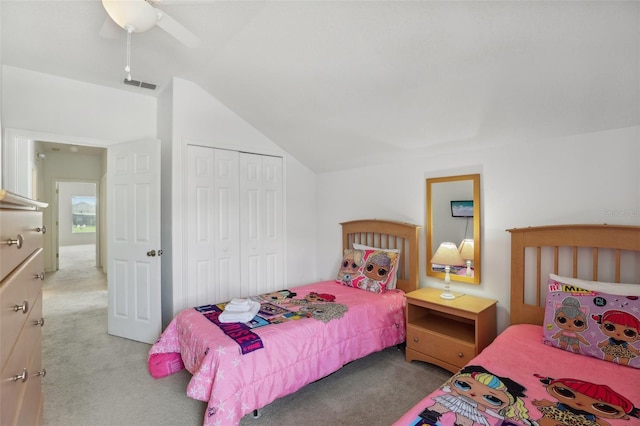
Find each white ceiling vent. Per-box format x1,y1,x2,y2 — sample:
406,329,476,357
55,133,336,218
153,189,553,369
122,78,157,91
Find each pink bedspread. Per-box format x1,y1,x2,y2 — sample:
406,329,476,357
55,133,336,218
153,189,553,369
149,281,406,426
394,324,640,426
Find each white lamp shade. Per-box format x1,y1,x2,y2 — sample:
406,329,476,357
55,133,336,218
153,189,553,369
430,242,465,266
458,239,475,261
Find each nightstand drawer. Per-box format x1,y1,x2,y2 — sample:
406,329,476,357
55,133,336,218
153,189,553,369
407,324,476,368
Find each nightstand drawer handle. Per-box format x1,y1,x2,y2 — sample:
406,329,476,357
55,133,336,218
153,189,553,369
413,337,419,343
458,352,464,358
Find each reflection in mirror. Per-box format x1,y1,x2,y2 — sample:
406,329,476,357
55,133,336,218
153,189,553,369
426,174,480,284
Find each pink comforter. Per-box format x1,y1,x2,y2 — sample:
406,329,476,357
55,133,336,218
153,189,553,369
394,324,640,426
149,281,406,426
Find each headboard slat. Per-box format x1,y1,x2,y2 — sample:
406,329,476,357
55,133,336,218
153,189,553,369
592,247,598,281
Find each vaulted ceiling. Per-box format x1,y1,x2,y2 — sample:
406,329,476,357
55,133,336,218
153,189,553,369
2,1,638,173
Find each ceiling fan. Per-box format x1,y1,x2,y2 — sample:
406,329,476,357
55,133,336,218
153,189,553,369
101,0,201,49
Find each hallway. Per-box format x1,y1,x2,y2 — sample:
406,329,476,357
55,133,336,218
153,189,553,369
42,244,105,317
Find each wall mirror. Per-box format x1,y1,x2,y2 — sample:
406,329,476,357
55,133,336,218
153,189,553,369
426,173,481,284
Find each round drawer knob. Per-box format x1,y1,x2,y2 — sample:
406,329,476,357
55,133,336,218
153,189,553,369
458,352,464,358
34,317,45,327
413,337,419,343
7,234,24,249
34,272,45,280
36,369,47,378
36,226,47,234
14,300,29,314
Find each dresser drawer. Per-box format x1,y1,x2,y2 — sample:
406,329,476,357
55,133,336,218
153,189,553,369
14,346,43,426
407,324,476,368
0,330,28,426
0,316,43,426
0,210,44,282
0,249,44,371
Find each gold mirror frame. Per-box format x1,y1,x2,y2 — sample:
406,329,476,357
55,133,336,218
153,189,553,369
426,174,481,284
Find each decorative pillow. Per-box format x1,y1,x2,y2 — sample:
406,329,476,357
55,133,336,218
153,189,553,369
336,248,399,294
353,243,400,289
542,274,640,369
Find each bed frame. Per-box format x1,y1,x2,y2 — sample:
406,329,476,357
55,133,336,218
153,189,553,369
341,219,421,294
508,224,640,326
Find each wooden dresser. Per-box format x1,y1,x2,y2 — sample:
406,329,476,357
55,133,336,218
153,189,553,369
0,190,48,426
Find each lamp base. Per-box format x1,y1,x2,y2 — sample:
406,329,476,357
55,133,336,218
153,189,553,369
440,291,456,300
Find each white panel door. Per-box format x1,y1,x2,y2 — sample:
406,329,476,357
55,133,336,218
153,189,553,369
185,146,240,307
239,153,284,296
107,139,161,344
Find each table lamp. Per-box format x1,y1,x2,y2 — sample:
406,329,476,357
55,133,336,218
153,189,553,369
458,239,475,276
430,242,465,299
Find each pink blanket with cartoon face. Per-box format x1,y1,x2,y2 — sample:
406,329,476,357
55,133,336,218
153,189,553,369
149,281,406,426
393,324,640,426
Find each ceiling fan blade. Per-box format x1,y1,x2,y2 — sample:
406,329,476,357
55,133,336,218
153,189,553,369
155,10,201,48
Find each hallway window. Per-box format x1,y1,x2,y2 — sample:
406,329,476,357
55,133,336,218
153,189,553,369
72,196,96,233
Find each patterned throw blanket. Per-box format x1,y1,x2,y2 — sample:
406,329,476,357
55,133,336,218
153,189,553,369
196,290,348,354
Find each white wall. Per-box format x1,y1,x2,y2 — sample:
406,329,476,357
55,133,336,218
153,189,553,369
316,126,640,332
160,77,317,322
2,66,156,142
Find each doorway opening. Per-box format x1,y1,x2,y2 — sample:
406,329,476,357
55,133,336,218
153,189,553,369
54,180,101,272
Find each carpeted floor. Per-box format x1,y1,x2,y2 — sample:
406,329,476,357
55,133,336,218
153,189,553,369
42,245,452,426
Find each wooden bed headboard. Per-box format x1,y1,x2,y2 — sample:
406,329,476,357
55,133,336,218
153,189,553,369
508,224,640,326
341,219,421,294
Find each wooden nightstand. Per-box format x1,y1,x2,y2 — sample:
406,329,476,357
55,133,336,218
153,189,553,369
405,287,497,373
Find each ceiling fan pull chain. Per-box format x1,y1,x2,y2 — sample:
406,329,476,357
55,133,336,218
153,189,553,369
125,25,133,81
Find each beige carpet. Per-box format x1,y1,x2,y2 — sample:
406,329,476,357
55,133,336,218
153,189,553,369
42,245,451,426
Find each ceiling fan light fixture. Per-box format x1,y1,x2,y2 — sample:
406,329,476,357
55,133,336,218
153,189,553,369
102,0,158,33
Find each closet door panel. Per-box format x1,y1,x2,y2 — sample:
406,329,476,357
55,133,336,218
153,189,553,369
213,149,240,302
261,156,284,294
240,154,262,297
186,145,215,307
186,146,241,306
239,154,284,296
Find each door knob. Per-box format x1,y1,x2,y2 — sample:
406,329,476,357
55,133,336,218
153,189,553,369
147,250,156,257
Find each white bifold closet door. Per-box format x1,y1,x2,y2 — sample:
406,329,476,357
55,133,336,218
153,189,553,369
185,145,283,307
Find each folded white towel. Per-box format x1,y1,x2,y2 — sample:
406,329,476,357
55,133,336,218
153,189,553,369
224,298,252,312
219,301,260,323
